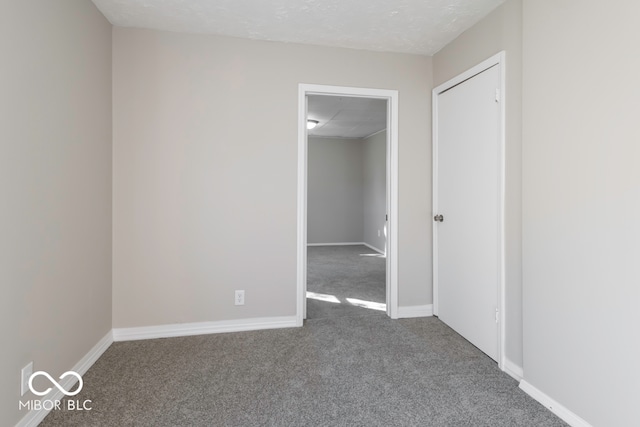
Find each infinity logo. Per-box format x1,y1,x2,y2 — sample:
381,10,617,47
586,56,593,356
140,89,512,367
28,371,83,397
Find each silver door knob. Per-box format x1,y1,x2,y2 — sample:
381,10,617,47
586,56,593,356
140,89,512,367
434,214,444,222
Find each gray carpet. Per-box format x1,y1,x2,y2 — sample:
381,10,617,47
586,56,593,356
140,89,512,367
307,245,386,319
41,315,566,426
41,246,565,425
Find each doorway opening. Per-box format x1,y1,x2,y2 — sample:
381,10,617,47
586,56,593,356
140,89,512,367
306,95,387,319
296,84,399,325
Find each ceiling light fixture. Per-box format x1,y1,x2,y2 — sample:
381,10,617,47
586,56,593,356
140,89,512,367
307,120,319,130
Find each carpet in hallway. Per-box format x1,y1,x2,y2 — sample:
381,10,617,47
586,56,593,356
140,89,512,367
307,245,386,319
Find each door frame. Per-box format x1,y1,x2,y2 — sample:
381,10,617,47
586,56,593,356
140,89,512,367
296,84,399,325
432,51,506,369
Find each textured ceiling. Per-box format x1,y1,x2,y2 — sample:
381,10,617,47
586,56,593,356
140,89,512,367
308,96,387,139
92,0,505,55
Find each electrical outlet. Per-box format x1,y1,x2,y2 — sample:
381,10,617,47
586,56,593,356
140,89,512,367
235,290,245,306
21,362,33,396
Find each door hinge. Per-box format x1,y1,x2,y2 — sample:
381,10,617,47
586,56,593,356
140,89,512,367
495,308,499,323
495,88,501,103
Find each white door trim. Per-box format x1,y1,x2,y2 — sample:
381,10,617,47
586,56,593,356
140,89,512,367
297,84,399,325
432,52,506,369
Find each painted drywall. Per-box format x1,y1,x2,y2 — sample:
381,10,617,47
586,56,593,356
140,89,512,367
362,131,387,252
308,132,386,250
522,1,640,426
308,137,364,244
0,1,112,426
433,0,523,370
112,28,432,327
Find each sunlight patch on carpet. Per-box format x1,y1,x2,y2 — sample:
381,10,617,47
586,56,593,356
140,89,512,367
346,297,386,311
306,291,340,304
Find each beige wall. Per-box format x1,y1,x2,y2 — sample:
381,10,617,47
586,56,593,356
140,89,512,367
308,137,364,244
522,1,640,425
0,1,112,425
362,131,387,252
112,28,432,327
307,132,386,251
433,0,523,369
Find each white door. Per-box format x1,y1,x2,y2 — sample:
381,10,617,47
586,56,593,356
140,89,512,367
434,63,502,361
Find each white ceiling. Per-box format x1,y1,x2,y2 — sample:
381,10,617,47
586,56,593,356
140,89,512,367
92,0,505,56
93,0,505,138
308,96,387,139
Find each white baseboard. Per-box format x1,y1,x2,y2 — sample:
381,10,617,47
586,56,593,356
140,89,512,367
307,242,385,254
16,330,114,427
519,380,592,427
307,242,365,247
362,242,385,254
112,316,299,342
502,358,524,381
397,304,433,318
